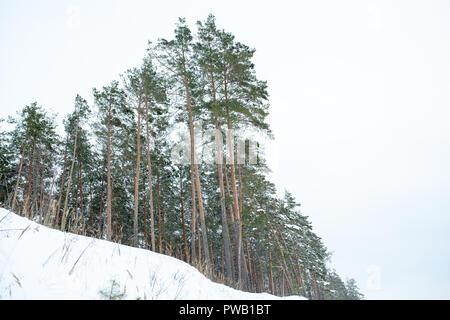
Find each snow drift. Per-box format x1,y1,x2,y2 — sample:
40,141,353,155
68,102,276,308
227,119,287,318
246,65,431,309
0,208,303,300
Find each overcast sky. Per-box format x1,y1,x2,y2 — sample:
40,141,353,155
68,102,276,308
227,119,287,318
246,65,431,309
1,0,450,299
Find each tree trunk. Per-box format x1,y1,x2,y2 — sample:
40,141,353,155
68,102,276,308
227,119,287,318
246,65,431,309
238,164,243,214
143,174,149,249
275,224,301,293
161,198,166,253
182,52,210,264
245,236,253,291
38,152,46,223
74,183,79,233
209,243,215,274
224,164,237,278
224,77,244,284
79,161,84,234
114,211,118,243
63,116,80,231
144,95,156,251
157,172,162,253
312,270,319,300
24,139,36,218
180,173,189,263
293,249,305,296
54,135,69,227
208,69,233,281
11,132,28,213
89,192,94,236
190,165,197,265
224,164,235,224
269,222,293,293
133,98,142,247
196,211,201,264
97,188,104,239
268,249,274,295
106,107,112,241
214,116,233,283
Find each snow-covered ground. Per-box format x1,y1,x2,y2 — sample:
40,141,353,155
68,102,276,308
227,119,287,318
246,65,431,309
0,208,304,300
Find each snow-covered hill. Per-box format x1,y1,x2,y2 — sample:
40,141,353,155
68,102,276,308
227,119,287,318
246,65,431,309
0,208,303,300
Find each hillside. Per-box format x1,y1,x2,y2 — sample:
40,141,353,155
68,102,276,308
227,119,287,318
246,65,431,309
0,208,303,300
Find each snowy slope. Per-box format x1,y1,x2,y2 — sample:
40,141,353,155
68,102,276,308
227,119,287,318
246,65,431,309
0,208,303,300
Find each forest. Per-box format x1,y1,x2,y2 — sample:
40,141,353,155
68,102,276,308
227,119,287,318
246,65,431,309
0,14,363,300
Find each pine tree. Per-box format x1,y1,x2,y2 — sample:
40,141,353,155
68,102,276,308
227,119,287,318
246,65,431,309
345,278,364,300
154,18,211,265
93,81,130,241
0,119,15,206
59,95,90,230
7,103,58,218
195,14,233,282
140,57,168,251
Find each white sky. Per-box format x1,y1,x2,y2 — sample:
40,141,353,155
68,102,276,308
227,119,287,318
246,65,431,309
1,0,450,299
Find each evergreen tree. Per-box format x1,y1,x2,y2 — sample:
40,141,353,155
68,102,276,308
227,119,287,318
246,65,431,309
7,102,58,219
93,81,131,241
345,278,364,300
0,119,15,206
153,18,211,265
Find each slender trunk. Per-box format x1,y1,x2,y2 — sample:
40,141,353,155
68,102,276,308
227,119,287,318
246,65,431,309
293,249,305,296
238,230,250,289
74,184,79,233
182,52,209,264
38,154,45,223
24,139,36,218
283,270,288,296
114,211,118,243
238,164,243,214
106,107,112,241
196,211,201,264
37,150,45,221
276,224,300,291
144,95,156,251
161,198,166,253
269,222,293,293
209,243,215,273
191,117,210,263
133,98,142,247
268,249,274,295
221,246,225,276
253,247,263,292
97,189,104,239
43,174,56,225
11,132,28,213
190,166,197,265
224,165,235,224
63,116,80,229
245,236,253,290
224,164,237,278
209,70,232,281
143,175,148,249
89,192,94,236
312,270,319,300
215,116,233,282
157,173,162,253
224,76,243,284
180,173,189,263
79,161,84,234
55,135,69,227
